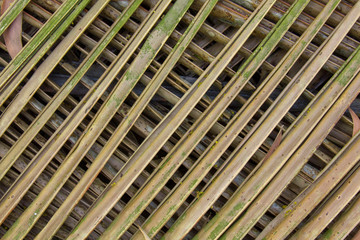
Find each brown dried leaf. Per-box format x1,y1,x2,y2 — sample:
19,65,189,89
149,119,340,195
1,0,23,59
263,128,283,162
349,108,360,136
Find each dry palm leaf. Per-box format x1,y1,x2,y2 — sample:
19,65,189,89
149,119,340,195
1,0,22,58
263,128,282,162
349,108,360,136
1,0,360,239
137,225,151,240
258,131,360,239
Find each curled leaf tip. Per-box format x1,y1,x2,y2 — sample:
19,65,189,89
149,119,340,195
349,108,360,136
136,224,151,240
1,0,23,59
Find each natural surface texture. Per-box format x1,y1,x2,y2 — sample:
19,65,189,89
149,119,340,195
0,0,359,239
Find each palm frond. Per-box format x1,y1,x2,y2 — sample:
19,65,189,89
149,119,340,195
0,0,360,239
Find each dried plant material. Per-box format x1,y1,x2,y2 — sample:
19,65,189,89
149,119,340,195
138,226,151,240
1,0,360,239
349,108,360,136
263,128,282,162
1,0,22,58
